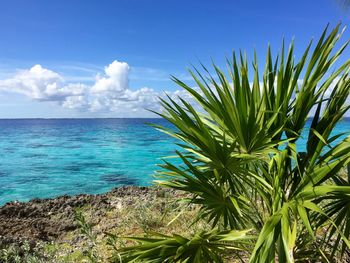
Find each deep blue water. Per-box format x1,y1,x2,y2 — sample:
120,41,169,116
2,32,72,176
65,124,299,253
0,118,349,205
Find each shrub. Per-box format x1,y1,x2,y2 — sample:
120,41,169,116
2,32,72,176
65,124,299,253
117,25,350,262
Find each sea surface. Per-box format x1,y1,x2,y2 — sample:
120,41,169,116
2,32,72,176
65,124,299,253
0,118,349,205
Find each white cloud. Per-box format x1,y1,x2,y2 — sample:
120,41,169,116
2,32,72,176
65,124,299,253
0,60,193,116
1,65,60,100
1,61,346,118
91,61,130,93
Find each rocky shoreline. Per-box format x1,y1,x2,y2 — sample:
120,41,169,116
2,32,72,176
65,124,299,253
0,186,181,247
2,186,348,262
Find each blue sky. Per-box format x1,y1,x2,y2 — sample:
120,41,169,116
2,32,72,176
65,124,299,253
0,0,349,118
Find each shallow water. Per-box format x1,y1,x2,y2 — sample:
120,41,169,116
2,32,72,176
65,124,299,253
0,118,349,205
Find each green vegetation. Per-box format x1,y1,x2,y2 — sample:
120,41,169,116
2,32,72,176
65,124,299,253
0,188,210,263
116,25,350,262
1,25,350,263
0,241,46,263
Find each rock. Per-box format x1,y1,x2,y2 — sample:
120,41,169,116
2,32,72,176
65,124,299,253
0,186,176,245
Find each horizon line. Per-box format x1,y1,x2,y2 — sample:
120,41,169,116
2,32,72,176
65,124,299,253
0,117,349,120
0,117,164,120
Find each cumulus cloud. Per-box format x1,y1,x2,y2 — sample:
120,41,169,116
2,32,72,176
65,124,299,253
91,61,130,93
0,60,185,115
2,61,346,117
0,65,87,102
0,65,66,100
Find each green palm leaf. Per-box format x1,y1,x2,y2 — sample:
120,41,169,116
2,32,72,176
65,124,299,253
114,24,350,263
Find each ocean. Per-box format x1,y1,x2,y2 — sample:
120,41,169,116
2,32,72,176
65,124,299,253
0,118,349,205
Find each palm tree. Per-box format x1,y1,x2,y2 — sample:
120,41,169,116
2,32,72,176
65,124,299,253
117,24,350,262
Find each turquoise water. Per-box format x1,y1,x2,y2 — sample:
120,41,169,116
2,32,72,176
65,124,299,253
0,118,349,205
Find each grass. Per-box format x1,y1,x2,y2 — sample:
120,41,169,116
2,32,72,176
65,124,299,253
2,24,350,263
1,170,349,262
0,188,211,263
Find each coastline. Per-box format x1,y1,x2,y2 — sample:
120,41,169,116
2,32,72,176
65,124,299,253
0,186,179,243
1,180,349,262
0,186,198,261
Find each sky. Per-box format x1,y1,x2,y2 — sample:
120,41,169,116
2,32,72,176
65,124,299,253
0,0,349,118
